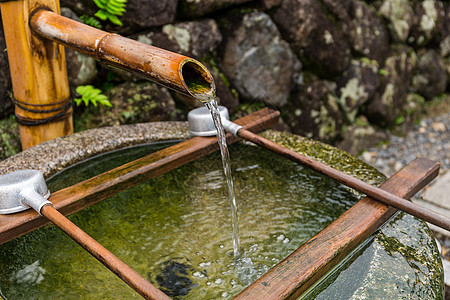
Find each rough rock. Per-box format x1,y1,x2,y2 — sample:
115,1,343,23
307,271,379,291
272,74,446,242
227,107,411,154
65,48,98,87
389,93,425,136
132,19,222,59
178,0,253,18
408,0,446,46
337,59,380,122
439,4,450,57
411,49,447,100
60,0,97,16
0,117,21,160
221,12,301,107
0,20,13,119
322,0,390,64
259,0,282,10
337,120,388,155
76,81,175,129
379,0,414,43
121,0,178,30
62,0,177,32
365,46,417,127
273,0,351,76
284,80,343,143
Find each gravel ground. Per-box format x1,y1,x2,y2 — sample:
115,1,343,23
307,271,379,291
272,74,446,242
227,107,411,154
358,112,449,177
358,110,450,299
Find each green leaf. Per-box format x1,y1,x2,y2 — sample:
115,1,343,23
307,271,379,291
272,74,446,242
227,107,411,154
74,98,82,106
95,10,108,21
379,69,389,76
107,14,123,26
75,85,112,108
93,0,106,9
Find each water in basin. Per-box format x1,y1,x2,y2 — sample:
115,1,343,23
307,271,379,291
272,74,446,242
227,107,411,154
0,139,360,299
0,131,442,299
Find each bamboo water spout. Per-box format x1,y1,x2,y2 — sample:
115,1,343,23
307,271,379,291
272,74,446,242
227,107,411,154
29,9,215,102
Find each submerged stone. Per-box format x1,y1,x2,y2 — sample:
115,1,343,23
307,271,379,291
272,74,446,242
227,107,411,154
154,260,198,297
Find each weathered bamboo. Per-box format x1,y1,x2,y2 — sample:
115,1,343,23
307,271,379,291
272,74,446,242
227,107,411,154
30,9,215,102
0,1,73,150
0,108,279,245
237,128,450,231
236,157,440,299
41,204,170,300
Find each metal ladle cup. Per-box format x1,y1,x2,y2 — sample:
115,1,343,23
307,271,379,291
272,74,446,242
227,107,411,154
0,169,51,215
187,106,242,137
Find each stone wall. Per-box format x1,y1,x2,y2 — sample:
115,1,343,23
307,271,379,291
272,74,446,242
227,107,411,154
0,0,448,158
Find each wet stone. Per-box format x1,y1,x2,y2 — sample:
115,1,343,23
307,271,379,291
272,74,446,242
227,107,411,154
379,0,414,43
273,0,351,76
364,46,417,127
121,0,178,30
178,0,254,18
76,81,176,129
132,19,222,59
408,0,446,46
411,49,448,100
337,123,388,156
322,0,390,64
221,12,301,107
65,48,98,87
336,59,380,122
284,80,343,143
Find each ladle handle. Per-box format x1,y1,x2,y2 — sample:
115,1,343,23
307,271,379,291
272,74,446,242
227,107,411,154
237,128,450,232
40,205,170,300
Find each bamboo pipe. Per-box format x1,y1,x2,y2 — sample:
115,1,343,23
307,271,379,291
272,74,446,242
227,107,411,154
0,1,73,150
40,205,170,300
29,9,215,102
236,128,450,232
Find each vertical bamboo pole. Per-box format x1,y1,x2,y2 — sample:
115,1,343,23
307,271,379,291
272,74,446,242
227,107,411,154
0,0,72,150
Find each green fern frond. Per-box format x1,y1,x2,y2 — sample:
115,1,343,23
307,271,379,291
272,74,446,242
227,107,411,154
80,15,102,29
93,0,127,26
75,85,112,107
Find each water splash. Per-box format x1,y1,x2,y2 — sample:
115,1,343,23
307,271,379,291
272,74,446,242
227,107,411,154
204,99,241,257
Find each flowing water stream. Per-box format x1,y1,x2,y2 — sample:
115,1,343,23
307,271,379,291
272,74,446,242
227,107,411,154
204,98,241,258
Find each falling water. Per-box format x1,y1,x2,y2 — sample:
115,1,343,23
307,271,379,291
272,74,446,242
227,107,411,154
204,98,241,257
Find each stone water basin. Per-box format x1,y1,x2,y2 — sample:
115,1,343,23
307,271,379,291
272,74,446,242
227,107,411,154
0,123,444,299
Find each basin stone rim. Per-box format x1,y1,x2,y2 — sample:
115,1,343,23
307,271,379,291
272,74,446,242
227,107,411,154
0,121,191,178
